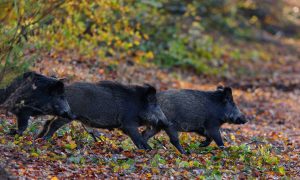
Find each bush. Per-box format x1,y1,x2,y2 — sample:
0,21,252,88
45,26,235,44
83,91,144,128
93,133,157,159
0,0,64,86
0,0,294,78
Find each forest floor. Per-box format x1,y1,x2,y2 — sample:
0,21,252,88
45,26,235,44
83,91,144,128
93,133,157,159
0,36,299,179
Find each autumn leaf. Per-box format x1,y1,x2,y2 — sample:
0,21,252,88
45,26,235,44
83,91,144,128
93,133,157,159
278,166,285,175
50,176,59,180
31,152,39,158
64,140,77,150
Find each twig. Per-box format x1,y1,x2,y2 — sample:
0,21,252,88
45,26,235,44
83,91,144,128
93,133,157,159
0,0,66,83
289,134,300,137
0,11,22,83
81,124,99,142
245,140,267,145
154,137,167,150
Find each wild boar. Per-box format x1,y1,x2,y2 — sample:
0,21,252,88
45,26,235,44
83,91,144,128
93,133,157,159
0,71,73,135
142,86,247,154
37,81,169,150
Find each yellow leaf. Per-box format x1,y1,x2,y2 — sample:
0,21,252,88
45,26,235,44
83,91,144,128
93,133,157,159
151,168,159,174
143,34,149,40
145,51,154,59
127,43,133,48
26,141,32,145
31,152,39,158
51,176,59,180
134,40,140,46
69,141,77,149
278,166,285,175
230,134,236,141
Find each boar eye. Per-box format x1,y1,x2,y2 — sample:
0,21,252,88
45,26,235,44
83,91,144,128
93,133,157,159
147,95,156,103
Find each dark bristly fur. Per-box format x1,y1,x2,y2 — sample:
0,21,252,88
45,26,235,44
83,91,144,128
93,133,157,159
142,86,247,154
0,73,28,105
38,81,168,150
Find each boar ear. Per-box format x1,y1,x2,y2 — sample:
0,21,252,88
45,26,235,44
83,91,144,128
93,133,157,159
50,75,57,79
144,84,157,103
58,78,67,83
223,87,233,100
23,71,37,80
50,74,67,83
49,81,65,95
144,84,156,97
144,84,156,95
50,74,67,82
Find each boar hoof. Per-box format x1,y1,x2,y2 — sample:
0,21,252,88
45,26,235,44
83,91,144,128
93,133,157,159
199,143,209,147
183,150,190,155
180,150,187,155
142,144,152,150
219,146,225,150
199,140,211,147
8,129,19,136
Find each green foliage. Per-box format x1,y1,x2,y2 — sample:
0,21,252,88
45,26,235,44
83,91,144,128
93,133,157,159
1,0,290,77
0,0,63,85
150,154,166,167
68,155,85,164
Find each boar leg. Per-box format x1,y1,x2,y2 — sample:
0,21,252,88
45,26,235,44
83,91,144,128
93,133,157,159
36,119,53,138
206,128,225,149
196,129,212,147
198,137,212,147
9,112,30,136
165,127,186,154
42,117,72,139
122,126,152,150
142,126,161,142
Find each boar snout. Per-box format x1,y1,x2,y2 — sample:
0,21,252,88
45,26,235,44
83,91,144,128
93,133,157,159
141,105,170,127
53,101,75,119
235,115,248,124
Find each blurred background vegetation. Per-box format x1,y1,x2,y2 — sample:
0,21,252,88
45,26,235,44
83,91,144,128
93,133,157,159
0,0,299,86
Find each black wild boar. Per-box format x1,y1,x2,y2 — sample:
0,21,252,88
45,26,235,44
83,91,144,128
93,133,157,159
37,81,169,150
142,86,247,154
0,72,73,135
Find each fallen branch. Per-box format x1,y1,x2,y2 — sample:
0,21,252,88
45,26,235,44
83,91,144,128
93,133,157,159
81,124,100,142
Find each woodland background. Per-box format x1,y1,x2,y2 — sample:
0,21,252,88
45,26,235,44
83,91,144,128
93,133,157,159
0,0,299,179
